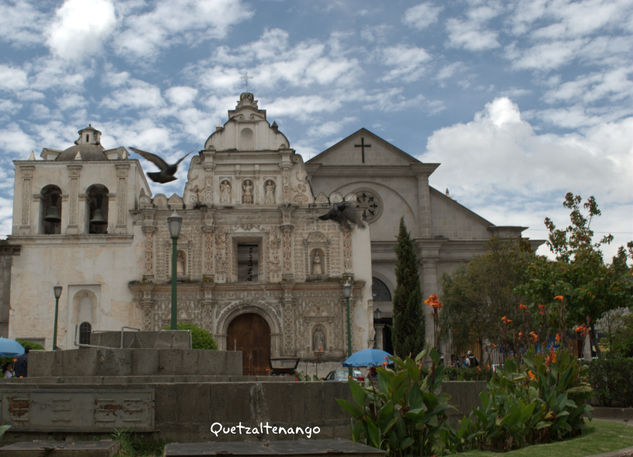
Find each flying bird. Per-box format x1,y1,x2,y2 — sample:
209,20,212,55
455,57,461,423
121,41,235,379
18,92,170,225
318,201,366,230
129,147,193,183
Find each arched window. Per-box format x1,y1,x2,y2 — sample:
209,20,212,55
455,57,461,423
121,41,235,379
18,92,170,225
40,185,62,234
79,322,92,344
372,277,392,302
86,184,109,234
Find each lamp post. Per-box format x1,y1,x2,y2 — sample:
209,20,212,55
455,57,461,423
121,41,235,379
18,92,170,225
167,211,183,330
52,282,62,350
342,278,352,377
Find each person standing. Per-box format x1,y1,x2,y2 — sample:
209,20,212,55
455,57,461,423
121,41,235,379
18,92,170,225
14,347,30,378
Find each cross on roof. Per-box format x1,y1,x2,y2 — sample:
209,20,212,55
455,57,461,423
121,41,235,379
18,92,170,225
241,72,250,91
354,137,371,163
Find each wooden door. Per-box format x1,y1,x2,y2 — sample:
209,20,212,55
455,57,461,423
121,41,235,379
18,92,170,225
227,313,271,376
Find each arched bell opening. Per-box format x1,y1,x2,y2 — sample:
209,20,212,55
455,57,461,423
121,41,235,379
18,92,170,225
86,184,109,234
40,185,62,234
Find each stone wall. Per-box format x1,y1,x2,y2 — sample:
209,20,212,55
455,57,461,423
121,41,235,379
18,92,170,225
0,380,486,442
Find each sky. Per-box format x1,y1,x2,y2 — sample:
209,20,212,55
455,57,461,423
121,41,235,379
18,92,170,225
0,0,631,260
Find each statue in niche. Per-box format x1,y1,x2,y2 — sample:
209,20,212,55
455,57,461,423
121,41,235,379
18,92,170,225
242,179,253,204
220,180,231,204
312,328,326,352
312,250,323,276
264,179,276,205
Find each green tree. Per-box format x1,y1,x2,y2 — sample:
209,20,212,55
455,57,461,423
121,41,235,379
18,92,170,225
391,218,425,357
440,238,535,357
518,193,633,356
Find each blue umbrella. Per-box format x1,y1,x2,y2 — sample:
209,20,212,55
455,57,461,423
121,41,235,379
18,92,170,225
0,338,25,357
343,348,392,367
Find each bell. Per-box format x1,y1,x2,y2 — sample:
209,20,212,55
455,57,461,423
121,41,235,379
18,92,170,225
44,206,61,222
90,208,107,225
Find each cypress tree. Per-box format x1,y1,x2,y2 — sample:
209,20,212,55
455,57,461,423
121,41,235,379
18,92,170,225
391,218,425,357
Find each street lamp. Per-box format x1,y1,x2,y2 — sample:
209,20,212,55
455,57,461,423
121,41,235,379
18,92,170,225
52,282,63,350
342,278,352,377
167,210,183,330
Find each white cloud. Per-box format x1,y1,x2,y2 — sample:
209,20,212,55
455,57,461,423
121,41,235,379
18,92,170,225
508,39,584,70
165,86,198,106
114,0,253,59
195,29,360,92
101,80,164,110
47,0,117,61
544,68,633,104
266,95,343,121
403,3,442,30
381,45,431,82
0,123,37,156
0,0,47,47
0,65,28,91
423,98,633,210
446,18,500,50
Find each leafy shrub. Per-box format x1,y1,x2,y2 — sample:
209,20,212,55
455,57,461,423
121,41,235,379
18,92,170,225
445,366,492,381
336,348,452,457
586,358,633,407
163,323,217,349
467,349,592,451
16,339,45,351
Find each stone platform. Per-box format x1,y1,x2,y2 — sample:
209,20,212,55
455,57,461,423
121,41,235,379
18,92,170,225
28,348,242,377
0,440,119,456
163,439,385,457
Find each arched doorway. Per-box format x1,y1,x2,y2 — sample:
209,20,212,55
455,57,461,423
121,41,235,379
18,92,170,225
227,313,270,376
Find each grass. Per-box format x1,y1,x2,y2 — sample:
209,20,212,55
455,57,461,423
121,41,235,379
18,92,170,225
453,420,633,457
112,429,166,457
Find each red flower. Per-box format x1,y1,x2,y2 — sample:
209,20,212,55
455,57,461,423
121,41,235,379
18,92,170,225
528,370,536,380
538,304,546,315
545,349,557,367
555,333,561,343
529,331,538,343
518,331,524,339
553,295,564,302
519,303,528,311
501,316,512,324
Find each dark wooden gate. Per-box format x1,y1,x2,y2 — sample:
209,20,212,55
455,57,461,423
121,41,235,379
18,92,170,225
227,313,271,376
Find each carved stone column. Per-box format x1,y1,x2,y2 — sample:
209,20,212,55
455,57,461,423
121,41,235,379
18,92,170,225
18,165,34,235
66,164,82,234
142,226,156,280
115,163,130,233
281,282,295,356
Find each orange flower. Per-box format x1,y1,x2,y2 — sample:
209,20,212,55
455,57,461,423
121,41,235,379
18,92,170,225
554,295,564,302
538,304,546,315
528,370,536,380
501,316,512,324
545,349,557,367
555,333,561,343
529,331,538,343
491,343,497,349
487,364,491,371
575,324,589,336
519,303,528,311
477,366,481,372
518,331,524,339
425,293,443,310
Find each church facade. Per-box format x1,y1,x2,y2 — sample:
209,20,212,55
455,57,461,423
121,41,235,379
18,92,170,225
6,93,535,370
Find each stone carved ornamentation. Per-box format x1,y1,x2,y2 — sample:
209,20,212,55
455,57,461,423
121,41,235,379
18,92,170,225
204,231,214,276
264,179,276,205
281,225,293,274
311,249,323,275
142,228,155,276
220,180,231,204
343,229,352,272
242,179,253,204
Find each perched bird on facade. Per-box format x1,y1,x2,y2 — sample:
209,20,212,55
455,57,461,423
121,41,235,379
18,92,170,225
318,201,365,230
129,147,193,183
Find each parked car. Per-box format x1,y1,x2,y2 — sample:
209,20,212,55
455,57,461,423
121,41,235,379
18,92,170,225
324,368,364,382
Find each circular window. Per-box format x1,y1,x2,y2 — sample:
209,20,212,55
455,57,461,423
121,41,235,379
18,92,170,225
355,190,382,223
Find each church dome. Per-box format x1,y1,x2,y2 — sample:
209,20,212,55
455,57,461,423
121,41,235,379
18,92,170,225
55,125,108,161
